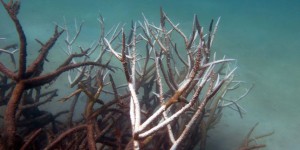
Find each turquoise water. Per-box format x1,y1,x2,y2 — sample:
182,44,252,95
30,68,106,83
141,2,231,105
1,0,300,149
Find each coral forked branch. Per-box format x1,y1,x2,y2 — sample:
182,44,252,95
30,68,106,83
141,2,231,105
0,0,112,149
0,1,257,150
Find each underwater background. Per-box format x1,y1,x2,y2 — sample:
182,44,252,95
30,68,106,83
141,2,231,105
1,0,300,149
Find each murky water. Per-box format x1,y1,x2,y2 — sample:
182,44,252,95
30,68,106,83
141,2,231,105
1,0,299,149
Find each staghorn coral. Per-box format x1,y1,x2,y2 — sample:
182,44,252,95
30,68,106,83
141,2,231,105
0,1,258,150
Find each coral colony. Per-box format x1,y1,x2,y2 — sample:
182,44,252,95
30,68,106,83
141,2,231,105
0,1,270,150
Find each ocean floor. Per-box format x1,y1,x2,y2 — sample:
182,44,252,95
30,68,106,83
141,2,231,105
1,0,300,149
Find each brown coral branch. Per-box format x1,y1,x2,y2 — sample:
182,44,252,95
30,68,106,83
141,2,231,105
20,128,42,150
87,124,97,150
23,61,109,88
0,62,17,80
45,125,87,150
25,26,64,77
1,0,27,79
4,81,26,149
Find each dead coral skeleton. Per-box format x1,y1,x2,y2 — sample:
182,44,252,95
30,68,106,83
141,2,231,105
0,1,256,149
